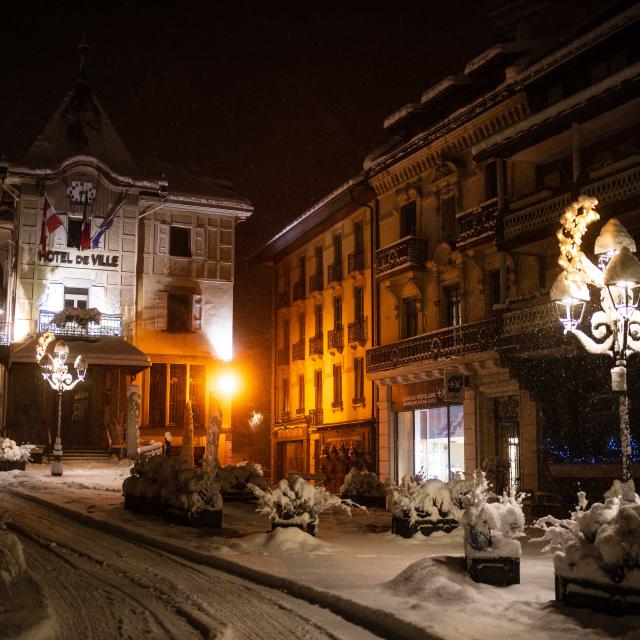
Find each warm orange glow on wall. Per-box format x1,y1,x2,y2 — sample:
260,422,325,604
214,370,240,398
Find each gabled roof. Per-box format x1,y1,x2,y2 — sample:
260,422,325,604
22,78,137,174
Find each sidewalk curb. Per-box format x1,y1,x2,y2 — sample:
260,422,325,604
4,487,441,640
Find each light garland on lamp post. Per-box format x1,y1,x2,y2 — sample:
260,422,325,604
36,332,88,476
551,196,639,494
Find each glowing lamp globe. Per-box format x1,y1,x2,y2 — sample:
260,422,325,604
603,246,640,319
550,272,590,333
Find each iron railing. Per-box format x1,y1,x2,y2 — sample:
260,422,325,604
328,325,344,352
348,252,365,273
456,198,498,247
328,262,343,283
277,347,290,366
376,237,427,277
292,339,305,361
309,272,324,293
308,408,323,427
348,318,368,346
38,310,123,337
309,333,323,357
293,280,306,302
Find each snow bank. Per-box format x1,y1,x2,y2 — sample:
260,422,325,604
0,510,25,592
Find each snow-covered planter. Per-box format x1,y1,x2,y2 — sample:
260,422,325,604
249,475,359,536
53,306,102,328
0,438,34,471
339,467,386,508
387,474,468,538
123,456,223,529
216,461,269,501
0,510,25,594
536,480,640,615
461,471,525,586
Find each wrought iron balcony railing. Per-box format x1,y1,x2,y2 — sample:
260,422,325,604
376,237,427,277
309,333,324,357
0,323,11,346
348,318,368,347
308,408,323,427
276,290,290,309
366,317,499,373
292,280,306,302
309,272,323,293
348,252,365,274
328,325,344,352
277,347,290,366
456,198,498,247
38,310,123,337
328,262,343,284
292,338,305,361
501,301,558,337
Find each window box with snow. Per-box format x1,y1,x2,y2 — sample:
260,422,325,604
536,480,640,615
388,474,468,538
460,471,525,587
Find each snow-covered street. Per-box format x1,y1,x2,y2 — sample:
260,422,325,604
1,463,639,640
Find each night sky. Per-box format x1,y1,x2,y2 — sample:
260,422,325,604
0,0,606,409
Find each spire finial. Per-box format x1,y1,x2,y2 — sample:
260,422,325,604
78,34,89,81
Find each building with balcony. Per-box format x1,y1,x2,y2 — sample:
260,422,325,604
0,59,252,457
253,178,376,488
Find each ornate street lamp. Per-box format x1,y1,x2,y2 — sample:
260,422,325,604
36,333,88,476
551,196,639,494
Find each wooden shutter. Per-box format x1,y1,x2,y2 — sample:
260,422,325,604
48,283,64,311
194,228,205,257
155,292,168,330
89,286,105,312
191,294,202,331
157,224,169,255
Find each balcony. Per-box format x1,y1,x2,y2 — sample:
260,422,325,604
277,347,290,366
348,252,365,274
503,163,640,244
0,324,11,346
376,237,427,278
309,333,323,357
38,310,122,337
456,198,498,248
292,338,305,361
308,408,323,427
309,272,323,293
348,318,368,347
293,280,306,302
328,262,343,284
328,325,344,353
366,318,499,373
276,290,290,309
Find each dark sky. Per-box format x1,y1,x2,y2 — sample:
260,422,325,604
0,0,605,357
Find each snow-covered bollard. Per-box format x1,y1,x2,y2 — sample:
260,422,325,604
460,471,525,586
0,510,25,595
536,479,640,615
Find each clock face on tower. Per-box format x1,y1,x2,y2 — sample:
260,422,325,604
67,180,96,204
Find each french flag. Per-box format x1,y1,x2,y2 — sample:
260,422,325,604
39,196,63,254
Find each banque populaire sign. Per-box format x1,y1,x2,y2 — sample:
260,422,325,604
38,250,120,268
391,379,447,412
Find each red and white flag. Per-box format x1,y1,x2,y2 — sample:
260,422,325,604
39,195,63,254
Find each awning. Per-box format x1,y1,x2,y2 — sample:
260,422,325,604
10,336,151,373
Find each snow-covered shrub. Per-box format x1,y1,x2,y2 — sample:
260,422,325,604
460,470,525,559
249,475,356,527
123,455,222,515
387,475,462,525
216,461,269,493
340,467,386,498
0,510,25,593
536,480,640,585
0,438,34,463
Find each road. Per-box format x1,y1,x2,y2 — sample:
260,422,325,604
0,491,381,640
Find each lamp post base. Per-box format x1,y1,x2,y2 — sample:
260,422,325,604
51,437,63,477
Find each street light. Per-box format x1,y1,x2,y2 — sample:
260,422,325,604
36,334,88,476
551,196,639,495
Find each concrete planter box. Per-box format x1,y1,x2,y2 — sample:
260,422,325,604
271,519,318,537
555,572,640,616
0,460,26,472
123,494,222,529
467,556,520,586
391,515,458,538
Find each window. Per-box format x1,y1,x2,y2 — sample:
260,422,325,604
149,364,168,427
354,286,364,322
445,285,461,326
189,365,205,430
484,161,497,200
333,296,342,329
297,373,305,412
400,201,417,238
299,255,306,281
354,221,364,254
403,298,419,339
283,318,290,350
170,226,191,257
487,270,502,315
333,364,342,407
169,364,187,426
440,197,456,241
281,378,289,415
354,357,364,403
315,245,323,276
64,286,88,309
314,369,323,409
298,312,305,339
314,303,323,335
67,219,83,249
149,363,205,430
536,155,571,190
167,293,192,332
333,234,342,267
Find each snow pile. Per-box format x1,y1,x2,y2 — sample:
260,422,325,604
536,480,640,586
460,471,525,559
339,467,386,498
0,438,34,463
256,526,333,555
249,475,356,527
123,456,222,515
216,461,268,493
387,474,469,524
0,510,25,593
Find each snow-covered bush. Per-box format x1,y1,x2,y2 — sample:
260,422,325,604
216,461,269,493
340,467,386,498
123,455,222,515
249,475,357,527
460,470,525,559
0,438,34,463
536,480,640,585
0,510,25,593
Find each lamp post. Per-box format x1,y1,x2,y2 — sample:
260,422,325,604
551,196,639,494
36,334,88,476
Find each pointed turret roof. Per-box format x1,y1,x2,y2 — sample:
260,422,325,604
22,37,137,174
